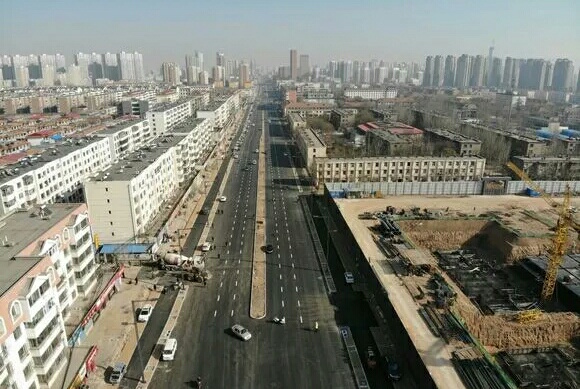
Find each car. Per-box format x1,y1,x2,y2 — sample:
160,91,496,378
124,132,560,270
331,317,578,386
201,242,211,252
109,362,127,384
344,272,355,284
233,154,239,159
137,304,153,322
219,196,227,202
252,160,257,165
231,324,252,341
384,357,402,381
254,149,259,153
265,244,274,254
200,207,209,215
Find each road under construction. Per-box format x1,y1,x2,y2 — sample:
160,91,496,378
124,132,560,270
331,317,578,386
326,194,580,389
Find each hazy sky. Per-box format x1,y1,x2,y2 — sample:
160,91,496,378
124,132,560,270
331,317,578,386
1,0,579,71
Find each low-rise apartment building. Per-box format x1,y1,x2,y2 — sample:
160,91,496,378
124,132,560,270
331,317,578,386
146,99,193,138
284,102,333,118
363,122,424,156
95,119,152,161
0,203,97,389
510,156,580,181
196,92,240,129
344,87,397,100
85,118,215,243
293,127,327,168
314,156,486,190
288,113,307,131
329,108,358,129
422,128,482,156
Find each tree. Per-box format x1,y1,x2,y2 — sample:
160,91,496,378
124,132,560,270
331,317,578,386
306,117,335,133
354,109,375,125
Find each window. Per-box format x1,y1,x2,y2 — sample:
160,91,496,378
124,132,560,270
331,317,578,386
108,210,111,214
105,187,109,192
111,232,115,237
110,222,113,226
10,301,23,323
13,325,22,340
0,317,6,337
107,199,110,203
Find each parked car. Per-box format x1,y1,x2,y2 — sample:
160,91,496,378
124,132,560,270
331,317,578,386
219,196,227,202
265,244,274,254
231,324,252,341
200,207,209,215
344,272,355,284
109,362,127,384
137,304,153,322
384,356,402,381
201,242,211,252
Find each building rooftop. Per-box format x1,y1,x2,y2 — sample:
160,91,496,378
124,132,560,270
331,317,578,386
297,127,326,148
324,155,484,162
167,117,206,134
0,203,83,297
513,156,580,163
150,99,191,112
424,128,482,144
285,102,333,110
90,134,185,182
0,136,105,185
96,118,146,135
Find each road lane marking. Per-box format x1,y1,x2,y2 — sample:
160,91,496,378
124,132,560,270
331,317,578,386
282,300,285,308
223,270,226,275
291,263,294,268
297,299,300,306
235,280,238,286
231,310,234,317
300,316,303,324
279,274,282,280
237,269,240,274
214,310,217,317
277,253,281,258
293,274,296,280
227,250,230,255
238,259,241,264
281,287,284,293
217,295,220,301
233,294,237,300
240,249,242,254
220,282,223,287
290,253,293,259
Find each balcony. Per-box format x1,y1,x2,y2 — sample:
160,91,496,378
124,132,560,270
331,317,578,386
33,337,65,374
30,319,62,357
35,346,66,382
75,264,96,286
25,302,57,339
73,249,94,272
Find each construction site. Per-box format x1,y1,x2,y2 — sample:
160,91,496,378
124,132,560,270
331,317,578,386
339,194,580,389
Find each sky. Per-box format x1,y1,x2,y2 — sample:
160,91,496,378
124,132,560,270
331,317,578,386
1,0,579,72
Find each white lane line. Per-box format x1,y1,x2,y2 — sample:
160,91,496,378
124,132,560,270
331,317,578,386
292,263,295,268
240,249,242,254
217,295,221,302
225,259,228,265
289,245,292,250
276,236,279,241
235,280,238,286
281,286,284,293
230,233,233,238
277,253,281,259
278,263,281,269
214,310,217,317
288,236,290,241
279,274,282,280
241,241,244,246
282,300,285,308
233,294,237,300
290,253,293,259
227,250,230,255
237,269,240,274
293,274,296,280
223,270,226,275
238,259,241,264
231,310,234,317
300,315,303,324
297,299,300,306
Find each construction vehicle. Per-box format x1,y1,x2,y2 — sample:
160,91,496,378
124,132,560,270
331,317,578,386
506,161,577,302
156,249,207,282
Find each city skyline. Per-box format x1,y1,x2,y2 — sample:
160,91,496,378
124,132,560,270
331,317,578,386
1,0,578,70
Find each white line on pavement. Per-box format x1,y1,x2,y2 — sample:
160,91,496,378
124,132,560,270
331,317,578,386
282,300,285,308
233,294,236,300
279,274,282,280
293,274,296,280
240,249,242,254
225,259,228,265
281,287,284,293
214,310,217,317
231,310,234,317
220,282,223,287
227,250,230,255
237,269,240,274
217,295,220,302
235,280,238,286
297,299,300,306
300,316,303,324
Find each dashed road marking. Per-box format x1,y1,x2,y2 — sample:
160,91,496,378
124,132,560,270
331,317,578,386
233,294,237,300
282,300,285,308
235,280,238,286
297,299,300,306
293,274,296,280
217,295,221,302
300,316,303,324
237,269,240,274
279,274,282,280
214,310,217,317
281,287,284,293
231,310,234,317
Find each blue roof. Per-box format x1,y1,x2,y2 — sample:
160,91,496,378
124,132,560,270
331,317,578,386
98,243,153,255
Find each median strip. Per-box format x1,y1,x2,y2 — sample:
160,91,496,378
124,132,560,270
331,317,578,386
250,111,267,319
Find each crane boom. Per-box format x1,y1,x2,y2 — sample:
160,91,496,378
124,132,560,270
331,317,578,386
506,161,574,301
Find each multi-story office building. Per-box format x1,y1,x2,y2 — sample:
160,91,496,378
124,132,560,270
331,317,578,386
552,59,575,92
146,99,194,137
290,49,298,80
314,155,486,190
0,203,97,389
216,52,225,67
423,56,434,87
443,55,456,87
455,55,472,89
422,128,482,156
432,55,444,87
299,55,310,78
161,62,179,86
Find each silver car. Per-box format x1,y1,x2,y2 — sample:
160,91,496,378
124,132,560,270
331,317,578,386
231,324,252,341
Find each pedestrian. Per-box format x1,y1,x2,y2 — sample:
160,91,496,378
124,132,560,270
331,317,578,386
134,277,138,285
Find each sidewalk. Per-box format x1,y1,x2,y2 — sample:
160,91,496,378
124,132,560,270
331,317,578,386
82,266,161,388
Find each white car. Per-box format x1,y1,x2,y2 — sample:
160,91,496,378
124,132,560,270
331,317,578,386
231,324,252,341
254,149,259,153
137,304,153,322
344,272,355,284
233,154,239,159
201,242,211,252
219,196,227,202
252,160,257,165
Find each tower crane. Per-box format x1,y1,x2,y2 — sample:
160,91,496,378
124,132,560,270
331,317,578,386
506,161,577,302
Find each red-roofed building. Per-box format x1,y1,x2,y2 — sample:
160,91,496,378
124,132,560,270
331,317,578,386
28,130,58,146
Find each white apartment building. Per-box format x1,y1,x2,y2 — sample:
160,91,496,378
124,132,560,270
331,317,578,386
0,138,112,217
196,92,240,129
146,99,193,138
344,87,398,100
95,119,152,161
315,156,486,190
0,203,97,389
85,116,218,243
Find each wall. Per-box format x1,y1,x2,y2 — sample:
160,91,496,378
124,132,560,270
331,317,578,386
325,180,580,196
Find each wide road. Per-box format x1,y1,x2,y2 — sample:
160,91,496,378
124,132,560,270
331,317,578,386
150,85,353,388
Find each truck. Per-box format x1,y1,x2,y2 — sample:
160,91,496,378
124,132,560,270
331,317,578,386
156,249,207,282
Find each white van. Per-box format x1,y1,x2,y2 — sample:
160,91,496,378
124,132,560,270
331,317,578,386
162,338,177,361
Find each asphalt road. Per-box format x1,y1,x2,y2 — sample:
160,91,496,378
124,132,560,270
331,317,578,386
148,86,354,388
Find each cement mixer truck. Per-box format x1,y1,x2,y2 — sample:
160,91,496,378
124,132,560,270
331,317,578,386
156,249,207,282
